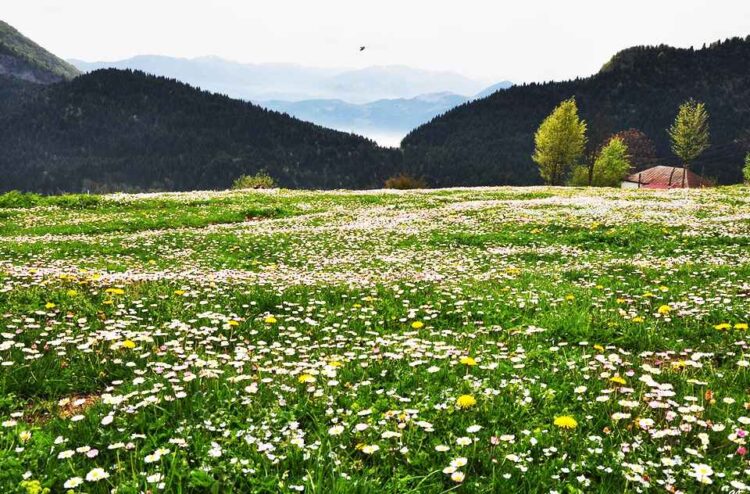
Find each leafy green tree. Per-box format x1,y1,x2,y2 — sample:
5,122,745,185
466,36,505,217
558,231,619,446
744,152,750,183
532,98,587,185
570,137,632,187
668,99,710,177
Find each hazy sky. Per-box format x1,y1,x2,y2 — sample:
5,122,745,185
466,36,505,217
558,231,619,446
5,0,750,83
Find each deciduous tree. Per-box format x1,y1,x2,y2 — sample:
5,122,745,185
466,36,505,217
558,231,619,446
532,98,587,185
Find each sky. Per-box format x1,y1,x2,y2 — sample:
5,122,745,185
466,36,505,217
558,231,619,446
4,0,750,83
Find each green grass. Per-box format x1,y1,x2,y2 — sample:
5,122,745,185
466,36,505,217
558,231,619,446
0,186,749,493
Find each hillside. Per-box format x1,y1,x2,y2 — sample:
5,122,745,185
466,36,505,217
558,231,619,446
0,20,79,83
0,69,401,193
402,37,750,186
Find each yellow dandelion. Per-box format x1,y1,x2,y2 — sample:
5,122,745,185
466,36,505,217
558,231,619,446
298,374,315,384
593,344,604,352
553,415,578,430
609,376,626,386
565,294,575,301
459,356,477,366
411,321,424,329
657,305,671,315
122,340,136,349
66,289,78,297
228,320,240,327
735,323,749,331
44,302,56,310
632,316,644,323
714,323,731,331
105,288,125,296
174,289,186,296
456,395,477,409
264,315,277,324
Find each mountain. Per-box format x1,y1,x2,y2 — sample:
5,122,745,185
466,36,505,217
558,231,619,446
472,81,514,100
263,92,469,147
402,37,750,186
0,20,79,83
0,69,402,193
70,56,487,103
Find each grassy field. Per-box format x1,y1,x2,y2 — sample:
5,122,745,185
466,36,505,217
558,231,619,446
1,186,749,493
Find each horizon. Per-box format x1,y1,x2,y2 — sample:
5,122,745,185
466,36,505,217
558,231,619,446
4,0,750,84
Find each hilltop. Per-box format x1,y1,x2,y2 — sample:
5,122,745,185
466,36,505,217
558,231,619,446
0,69,401,193
0,20,79,83
403,37,750,186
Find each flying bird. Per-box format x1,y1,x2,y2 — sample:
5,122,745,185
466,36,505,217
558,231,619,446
359,46,366,52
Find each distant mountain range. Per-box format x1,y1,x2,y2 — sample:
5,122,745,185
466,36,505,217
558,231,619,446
0,21,400,193
403,37,750,186
69,55,511,144
0,20,79,83
70,56,490,103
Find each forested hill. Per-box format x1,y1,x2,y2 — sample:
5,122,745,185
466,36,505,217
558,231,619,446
0,20,79,83
0,69,402,193
402,37,750,186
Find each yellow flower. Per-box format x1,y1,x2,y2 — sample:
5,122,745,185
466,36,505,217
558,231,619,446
122,340,136,349
609,376,626,385
657,305,671,315
643,292,655,298
174,289,186,296
553,415,578,430
659,285,669,292
328,360,343,368
616,298,626,304
298,374,315,384
228,320,240,327
714,323,731,331
411,321,424,329
735,323,749,331
565,294,575,301
264,315,277,324
44,302,56,310
105,288,125,296
18,430,31,443
632,316,644,323
593,344,604,352
459,356,477,366
456,395,477,409
66,289,78,297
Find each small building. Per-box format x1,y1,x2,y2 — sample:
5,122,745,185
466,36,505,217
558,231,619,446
620,165,714,189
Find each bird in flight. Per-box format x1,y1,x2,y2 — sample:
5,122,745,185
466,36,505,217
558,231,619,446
359,46,366,52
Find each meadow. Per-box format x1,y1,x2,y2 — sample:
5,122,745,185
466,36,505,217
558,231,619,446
0,186,749,493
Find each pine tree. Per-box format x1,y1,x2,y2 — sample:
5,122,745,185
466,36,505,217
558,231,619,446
532,98,587,185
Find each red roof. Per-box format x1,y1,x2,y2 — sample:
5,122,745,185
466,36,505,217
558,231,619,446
625,166,713,188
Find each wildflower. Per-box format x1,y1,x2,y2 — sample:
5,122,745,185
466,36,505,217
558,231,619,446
451,471,465,483
105,288,125,295
466,425,482,433
64,477,84,489
554,415,578,430
609,376,626,385
328,425,344,436
361,444,380,454
688,463,713,484
44,302,56,310
459,356,477,366
736,323,749,331
228,320,240,327
85,468,110,482
435,445,450,452
714,323,731,331
121,340,136,349
298,374,315,384
264,315,277,324
66,289,78,296
657,305,671,315
411,321,424,329
18,430,31,443
456,437,472,446
456,395,477,409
